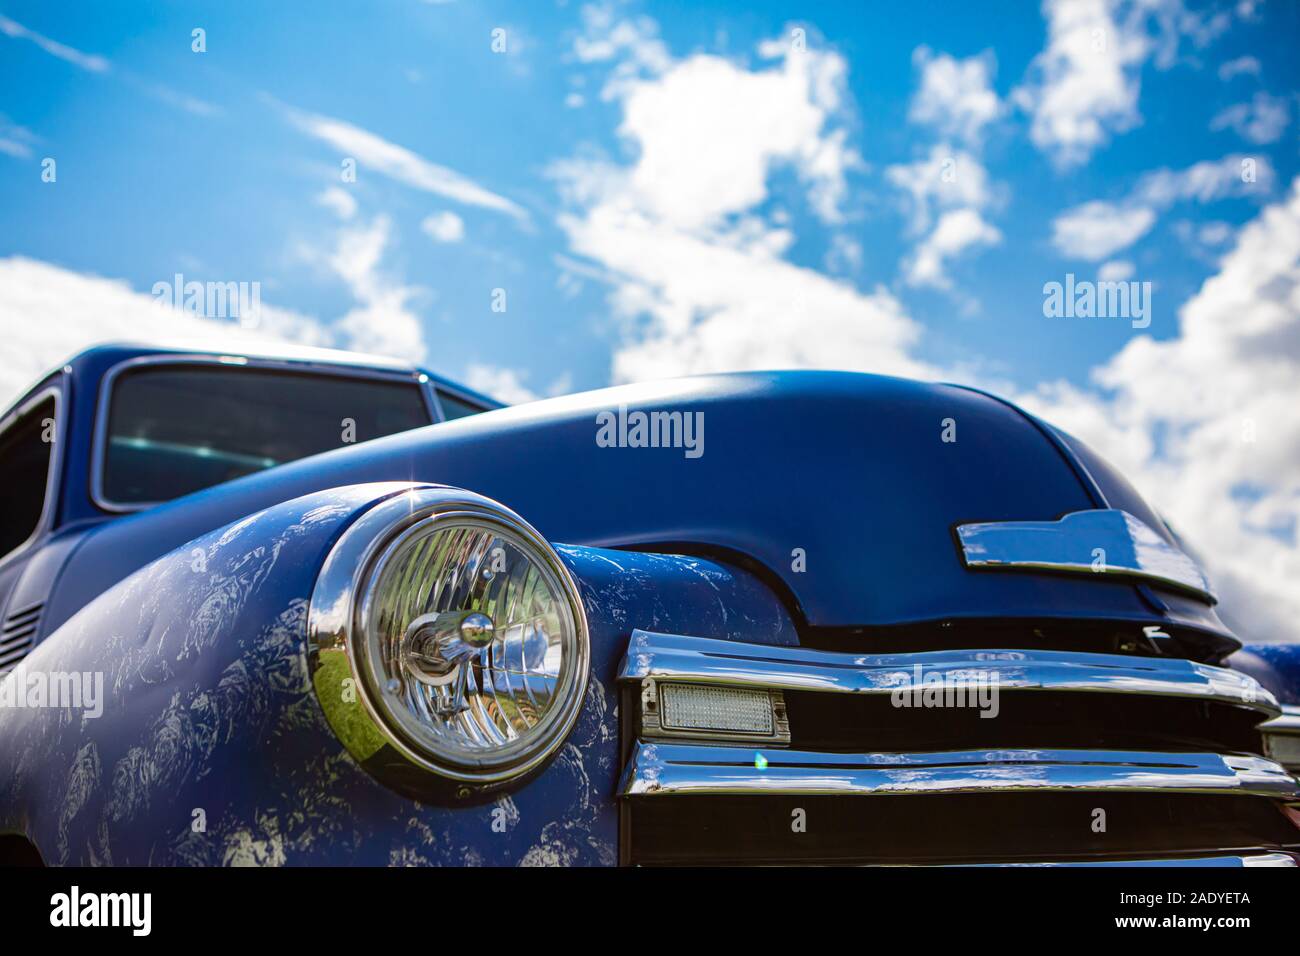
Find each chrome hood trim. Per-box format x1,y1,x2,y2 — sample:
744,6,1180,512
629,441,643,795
618,631,1279,716
955,509,1216,602
618,742,1300,799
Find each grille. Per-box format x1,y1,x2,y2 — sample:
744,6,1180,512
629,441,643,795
0,602,43,676
617,629,1300,866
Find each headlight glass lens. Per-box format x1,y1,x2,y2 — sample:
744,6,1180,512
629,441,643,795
356,512,584,775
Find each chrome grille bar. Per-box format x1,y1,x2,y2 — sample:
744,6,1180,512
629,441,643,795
618,630,1279,715
619,741,1300,799
1260,705,1300,776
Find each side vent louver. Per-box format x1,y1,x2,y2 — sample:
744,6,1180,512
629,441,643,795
0,602,43,676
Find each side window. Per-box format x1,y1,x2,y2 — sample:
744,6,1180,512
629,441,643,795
0,395,56,562
437,389,490,420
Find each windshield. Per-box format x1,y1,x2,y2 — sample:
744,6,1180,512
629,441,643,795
100,364,431,506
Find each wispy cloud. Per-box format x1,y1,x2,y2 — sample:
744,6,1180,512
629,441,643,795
312,195,429,361
1,15,220,120
1217,55,1260,81
1013,0,1231,168
1052,153,1275,260
421,211,465,243
905,209,1002,289
463,364,539,404
0,115,37,159
0,14,109,73
285,106,527,220
1210,91,1290,144
889,48,1006,290
142,83,220,118
908,46,1002,147
1052,201,1156,260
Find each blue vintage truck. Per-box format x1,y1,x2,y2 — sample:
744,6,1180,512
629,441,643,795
0,341,1297,865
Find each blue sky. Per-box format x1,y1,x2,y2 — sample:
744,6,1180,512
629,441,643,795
2,0,1300,639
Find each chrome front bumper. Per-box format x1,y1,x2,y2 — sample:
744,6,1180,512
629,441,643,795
616,630,1300,865
620,630,1276,705
1260,705,1300,778
619,743,1297,798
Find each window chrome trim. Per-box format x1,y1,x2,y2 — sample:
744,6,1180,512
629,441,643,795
955,508,1216,602
617,630,1279,716
0,382,65,574
90,353,438,513
618,741,1300,799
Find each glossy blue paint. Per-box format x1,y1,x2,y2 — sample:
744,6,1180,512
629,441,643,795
12,345,1233,645
0,482,795,864
5,343,1295,867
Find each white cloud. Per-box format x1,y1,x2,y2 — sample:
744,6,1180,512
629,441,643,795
0,115,37,159
908,47,1002,145
286,107,526,220
905,209,1002,289
327,216,427,360
1021,176,1300,642
1014,0,1229,168
0,15,109,73
463,365,539,404
1052,154,1274,260
317,186,358,221
1217,55,1260,80
1097,259,1136,281
0,257,332,407
890,45,1007,292
420,211,465,243
1133,153,1275,205
0,18,217,121
1235,0,1263,21
1195,220,1234,246
556,26,931,384
1210,91,1290,144
573,3,673,100
562,198,931,382
615,45,860,228
1013,0,1146,167
143,83,219,118
1052,201,1157,260
885,145,997,235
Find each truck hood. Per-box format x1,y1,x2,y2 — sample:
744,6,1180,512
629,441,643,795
47,370,1231,645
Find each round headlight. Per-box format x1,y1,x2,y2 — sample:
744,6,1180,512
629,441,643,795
309,486,590,786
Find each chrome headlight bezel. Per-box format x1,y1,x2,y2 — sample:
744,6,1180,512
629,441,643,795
308,484,591,788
